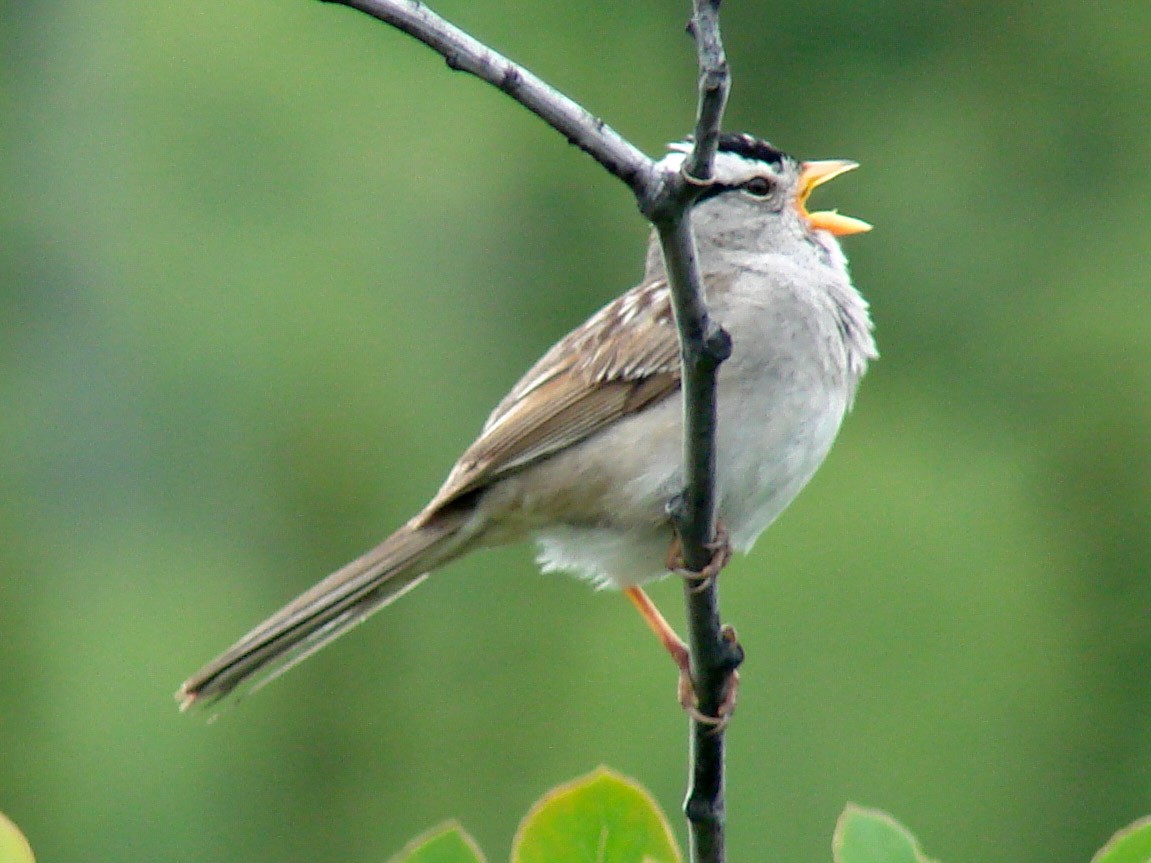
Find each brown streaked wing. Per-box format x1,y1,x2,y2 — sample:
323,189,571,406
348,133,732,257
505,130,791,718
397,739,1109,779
420,279,682,515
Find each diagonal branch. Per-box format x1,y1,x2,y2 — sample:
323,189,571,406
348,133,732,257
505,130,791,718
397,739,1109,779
322,0,656,199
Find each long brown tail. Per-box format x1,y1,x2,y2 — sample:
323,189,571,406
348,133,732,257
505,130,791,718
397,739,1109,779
177,514,468,711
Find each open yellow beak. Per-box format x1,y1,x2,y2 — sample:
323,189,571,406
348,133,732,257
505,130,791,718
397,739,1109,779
797,160,872,236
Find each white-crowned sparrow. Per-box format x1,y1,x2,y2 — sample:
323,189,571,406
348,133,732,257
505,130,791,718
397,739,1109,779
178,133,876,711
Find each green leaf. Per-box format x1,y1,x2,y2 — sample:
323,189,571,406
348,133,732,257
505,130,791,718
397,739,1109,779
388,821,486,863
0,812,35,863
512,766,682,863
1091,816,1151,863
833,804,934,863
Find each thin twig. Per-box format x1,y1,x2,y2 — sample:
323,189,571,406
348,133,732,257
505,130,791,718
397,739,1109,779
683,0,730,183
316,2,739,860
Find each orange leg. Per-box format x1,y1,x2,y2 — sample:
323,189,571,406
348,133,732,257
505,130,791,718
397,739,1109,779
625,586,736,726
625,586,691,673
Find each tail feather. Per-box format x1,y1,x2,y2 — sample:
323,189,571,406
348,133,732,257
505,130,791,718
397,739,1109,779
177,516,467,712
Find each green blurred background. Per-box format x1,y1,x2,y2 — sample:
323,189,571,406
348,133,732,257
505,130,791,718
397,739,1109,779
3,0,1150,860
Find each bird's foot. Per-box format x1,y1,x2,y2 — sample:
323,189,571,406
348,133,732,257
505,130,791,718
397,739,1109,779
667,521,733,594
676,625,742,733
624,586,742,732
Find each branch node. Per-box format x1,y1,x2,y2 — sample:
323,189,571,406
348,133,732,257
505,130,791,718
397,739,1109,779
500,63,522,92
685,791,723,826
641,167,697,224
702,323,732,366
718,625,744,673
681,166,714,189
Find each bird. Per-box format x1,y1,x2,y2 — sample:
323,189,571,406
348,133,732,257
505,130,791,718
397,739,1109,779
177,132,876,714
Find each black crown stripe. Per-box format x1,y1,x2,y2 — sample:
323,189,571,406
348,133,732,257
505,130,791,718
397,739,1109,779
716,132,787,167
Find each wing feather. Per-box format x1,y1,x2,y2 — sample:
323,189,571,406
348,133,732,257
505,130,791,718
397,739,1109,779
421,278,682,515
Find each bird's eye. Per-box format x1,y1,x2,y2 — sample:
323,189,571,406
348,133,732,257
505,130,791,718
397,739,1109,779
742,177,773,197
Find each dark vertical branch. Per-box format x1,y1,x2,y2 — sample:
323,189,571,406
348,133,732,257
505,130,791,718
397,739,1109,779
662,4,738,863
654,209,739,863
684,603,742,863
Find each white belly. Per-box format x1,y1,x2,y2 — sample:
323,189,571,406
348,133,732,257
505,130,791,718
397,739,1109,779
529,373,851,589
